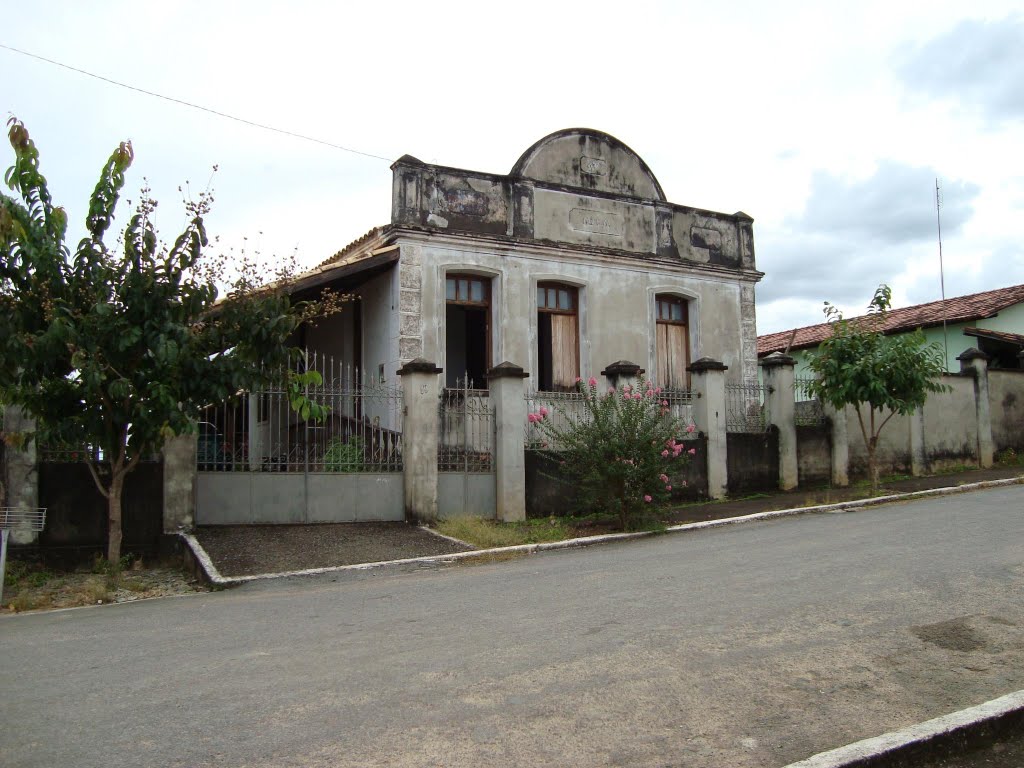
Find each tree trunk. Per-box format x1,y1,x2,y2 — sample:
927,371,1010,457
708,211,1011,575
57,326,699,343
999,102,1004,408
867,438,880,492
107,470,125,563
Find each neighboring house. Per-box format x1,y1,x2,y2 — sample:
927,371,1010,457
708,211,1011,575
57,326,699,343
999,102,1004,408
758,284,1024,374
289,128,763,393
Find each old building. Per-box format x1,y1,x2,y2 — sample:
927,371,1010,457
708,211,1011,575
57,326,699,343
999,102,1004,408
299,127,763,391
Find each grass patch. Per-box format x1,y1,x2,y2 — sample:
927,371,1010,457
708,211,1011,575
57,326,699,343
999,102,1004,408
436,516,577,548
2,558,206,613
436,512,667,549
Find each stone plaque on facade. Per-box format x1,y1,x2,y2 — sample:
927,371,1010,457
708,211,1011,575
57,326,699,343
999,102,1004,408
579,155,607,176
569,207,623,237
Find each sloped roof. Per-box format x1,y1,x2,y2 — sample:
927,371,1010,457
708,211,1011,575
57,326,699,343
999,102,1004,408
758,284,1024,356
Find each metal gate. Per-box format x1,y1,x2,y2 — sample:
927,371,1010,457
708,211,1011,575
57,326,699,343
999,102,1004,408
195,351,404,524
437,379,496,518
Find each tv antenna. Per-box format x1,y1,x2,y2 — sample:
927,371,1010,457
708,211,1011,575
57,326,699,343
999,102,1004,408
936,178,949,371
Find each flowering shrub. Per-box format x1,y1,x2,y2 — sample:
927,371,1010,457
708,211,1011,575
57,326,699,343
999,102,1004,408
529,376,693,530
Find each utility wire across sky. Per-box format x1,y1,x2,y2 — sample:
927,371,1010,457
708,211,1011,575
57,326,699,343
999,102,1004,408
0,42,395,163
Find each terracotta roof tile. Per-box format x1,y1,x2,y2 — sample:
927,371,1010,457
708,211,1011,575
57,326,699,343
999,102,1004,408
758,284,1024,356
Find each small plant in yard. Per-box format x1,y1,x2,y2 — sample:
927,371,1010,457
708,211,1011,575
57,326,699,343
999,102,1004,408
530,376,695,530
323,436,364,472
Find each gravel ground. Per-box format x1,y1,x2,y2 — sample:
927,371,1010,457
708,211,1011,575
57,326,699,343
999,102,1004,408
194,522,474,576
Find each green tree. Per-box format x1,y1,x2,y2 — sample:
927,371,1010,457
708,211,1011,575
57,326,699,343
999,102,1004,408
807,285,948,490
531,377,693,530
0,119,332,561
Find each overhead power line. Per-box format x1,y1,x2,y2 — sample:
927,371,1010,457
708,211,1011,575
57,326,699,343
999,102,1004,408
0,42,395,163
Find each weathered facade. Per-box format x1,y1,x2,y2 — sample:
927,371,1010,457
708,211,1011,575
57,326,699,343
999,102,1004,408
306,128,763,393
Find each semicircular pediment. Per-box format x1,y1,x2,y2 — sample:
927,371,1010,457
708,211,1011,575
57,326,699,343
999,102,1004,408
510,128,666,201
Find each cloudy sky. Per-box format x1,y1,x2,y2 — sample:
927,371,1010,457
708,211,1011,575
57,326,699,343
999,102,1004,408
4,1,1023,334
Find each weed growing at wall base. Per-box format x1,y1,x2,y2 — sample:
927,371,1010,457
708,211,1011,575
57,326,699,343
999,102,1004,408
530,377,693,530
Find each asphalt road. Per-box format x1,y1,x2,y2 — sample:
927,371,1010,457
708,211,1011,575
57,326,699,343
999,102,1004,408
2,486,1023,768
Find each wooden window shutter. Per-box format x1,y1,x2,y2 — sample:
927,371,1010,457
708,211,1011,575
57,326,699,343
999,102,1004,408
550,314,579,389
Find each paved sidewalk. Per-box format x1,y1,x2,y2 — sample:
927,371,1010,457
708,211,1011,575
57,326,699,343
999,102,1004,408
665,465,1024,525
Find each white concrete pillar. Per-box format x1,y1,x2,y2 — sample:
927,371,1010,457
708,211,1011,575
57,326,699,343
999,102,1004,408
486,362,529,522
601,360,644,392
823,402,850,487
162,432,197,534
398,358,443,523
688,358,728,500
2,406,40,545
959,348,994,468
760,352,798,491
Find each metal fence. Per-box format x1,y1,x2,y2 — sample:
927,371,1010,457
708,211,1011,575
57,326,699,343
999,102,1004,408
39,444,160,464
199,350,403,473
524,389,589,449
726,380,771,433
525,386,698,449
439,379,494,472
794,376,826,426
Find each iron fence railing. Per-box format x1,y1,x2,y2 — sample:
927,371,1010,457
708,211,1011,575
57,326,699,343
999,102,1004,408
198,350,403,473
525,386,698,449
524,389,590,449
438,379,494,472
794,376,826,426
726,380,771,433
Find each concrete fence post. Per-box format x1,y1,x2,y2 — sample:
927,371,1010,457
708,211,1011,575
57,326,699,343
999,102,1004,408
601,360,644,391
486,362,530,522
823,402,850,487
162,433,197,540
398,358,443,523
688,358,728,500
958,348,994,468
760,353,798,490
2,406,40,545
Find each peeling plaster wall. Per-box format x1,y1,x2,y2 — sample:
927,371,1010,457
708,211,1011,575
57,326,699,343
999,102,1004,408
922,374,979,469
405,236,752,389
989,371,1024,451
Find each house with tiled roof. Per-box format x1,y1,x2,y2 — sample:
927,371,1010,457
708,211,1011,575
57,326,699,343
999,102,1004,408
195,128,763,523
758,284,1024,373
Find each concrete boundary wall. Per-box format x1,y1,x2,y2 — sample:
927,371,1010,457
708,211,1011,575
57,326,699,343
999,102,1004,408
989,370,1024,452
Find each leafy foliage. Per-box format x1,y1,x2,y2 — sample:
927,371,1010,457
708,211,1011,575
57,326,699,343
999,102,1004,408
531,377,693,530
323,436,365,472
807,284,948,488
0,119,339,559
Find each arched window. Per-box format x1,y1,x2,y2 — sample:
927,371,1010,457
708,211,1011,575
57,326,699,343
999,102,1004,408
445,274,490,388
537,282,579,391
655,294,689,389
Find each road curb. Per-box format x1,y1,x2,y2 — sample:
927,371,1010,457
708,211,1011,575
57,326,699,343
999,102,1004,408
782,689,1024,767
181,475,1022,587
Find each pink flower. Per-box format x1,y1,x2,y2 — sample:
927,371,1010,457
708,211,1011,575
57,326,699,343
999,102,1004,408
588,376,598,388
539,407,549,417
643,495,652,503
665,485,672,491
659,474,669,482
527,413,538,423
623,384,632,393
686,423,696,433
688,448,697,455
654,387,662,394
661,449,669,457
673,445,683,456
608,387,616,394
661,400,669,406
575,376,582,383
